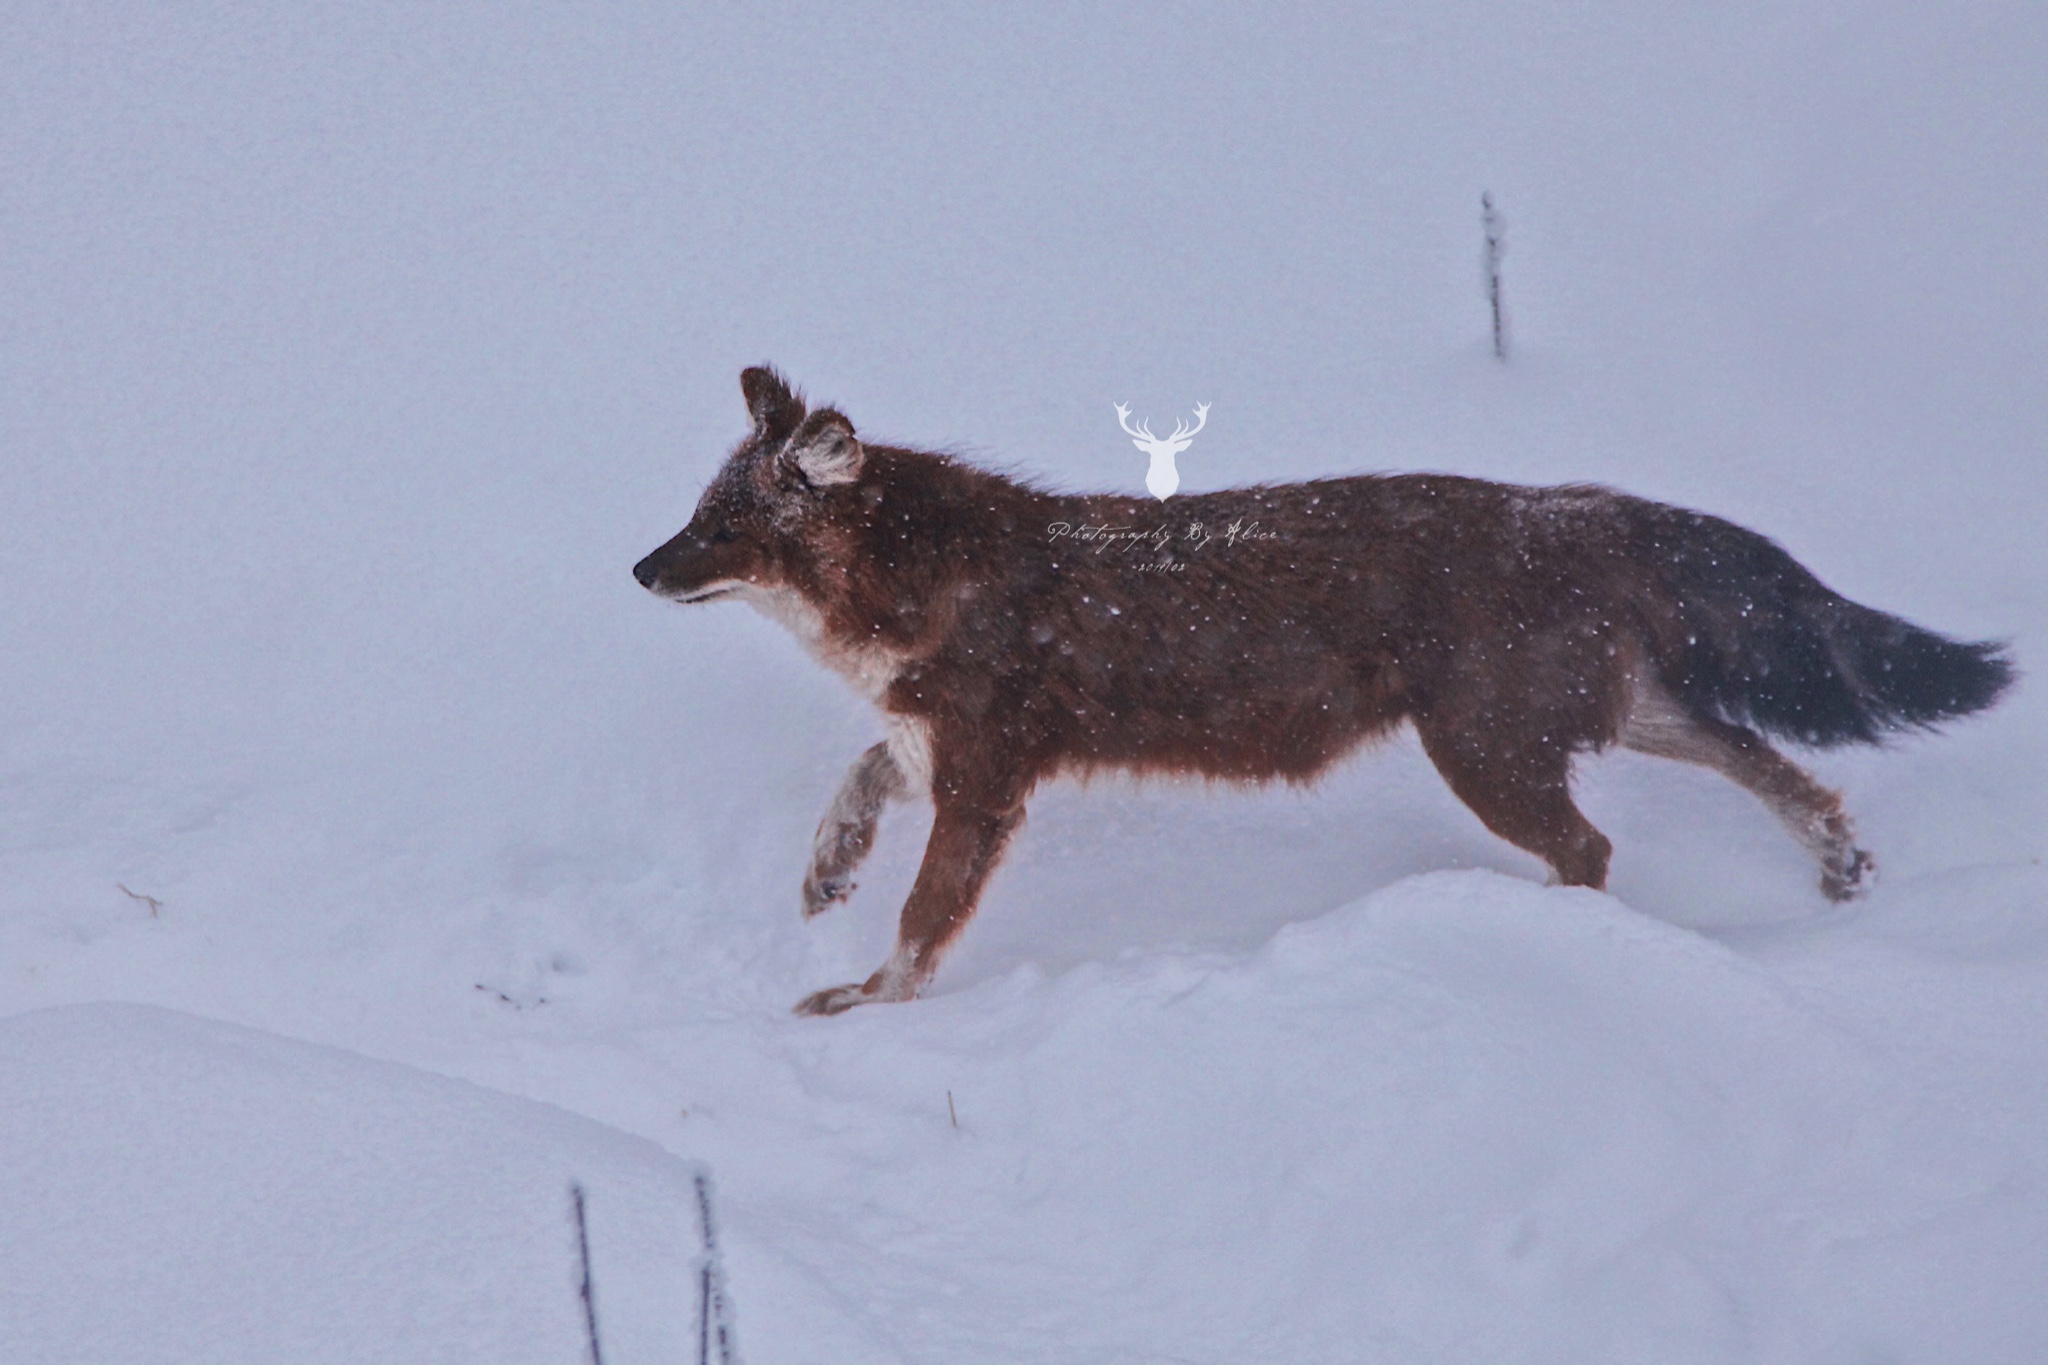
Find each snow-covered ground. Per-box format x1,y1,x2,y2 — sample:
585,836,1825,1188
0,1004,706,1363
3,3,2044,1360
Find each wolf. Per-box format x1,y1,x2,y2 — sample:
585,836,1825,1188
634,366,2013,1015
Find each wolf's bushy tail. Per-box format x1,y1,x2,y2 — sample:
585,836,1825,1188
1637,504,2014,747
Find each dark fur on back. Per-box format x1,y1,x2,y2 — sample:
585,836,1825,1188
636,367,2015,1013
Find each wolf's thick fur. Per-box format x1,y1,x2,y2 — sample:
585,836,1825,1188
635,367,2014,1015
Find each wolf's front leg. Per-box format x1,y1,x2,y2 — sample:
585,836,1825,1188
795,795,1024,1016
801,742,908,919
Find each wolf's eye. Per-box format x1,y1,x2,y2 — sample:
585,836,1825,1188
709,527,739,545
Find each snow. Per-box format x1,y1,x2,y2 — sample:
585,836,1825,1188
0,1003,703,1364
3,2,2046,1361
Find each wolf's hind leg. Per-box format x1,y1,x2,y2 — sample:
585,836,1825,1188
801,742,908,919
1620,684,1874,901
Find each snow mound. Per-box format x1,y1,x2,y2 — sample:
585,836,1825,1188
0,1004,704,1365
709,871,2048,1364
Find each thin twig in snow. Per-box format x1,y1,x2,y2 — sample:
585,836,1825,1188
1482,191,1508,361
572,1182,605,1365
696,1170,739,1365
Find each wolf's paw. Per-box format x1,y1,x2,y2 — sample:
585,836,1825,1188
794,968,919,1017
793,982,871,1016
800,872,855,920
1821,847,1876,903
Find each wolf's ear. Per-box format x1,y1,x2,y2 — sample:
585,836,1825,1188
783,409,863,488
740,365,805,441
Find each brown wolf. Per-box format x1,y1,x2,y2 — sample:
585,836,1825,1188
635,367,2013,1015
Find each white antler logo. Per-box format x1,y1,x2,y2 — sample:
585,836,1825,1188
1114,401,1209,501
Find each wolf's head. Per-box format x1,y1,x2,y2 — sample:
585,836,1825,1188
633,366,866,605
